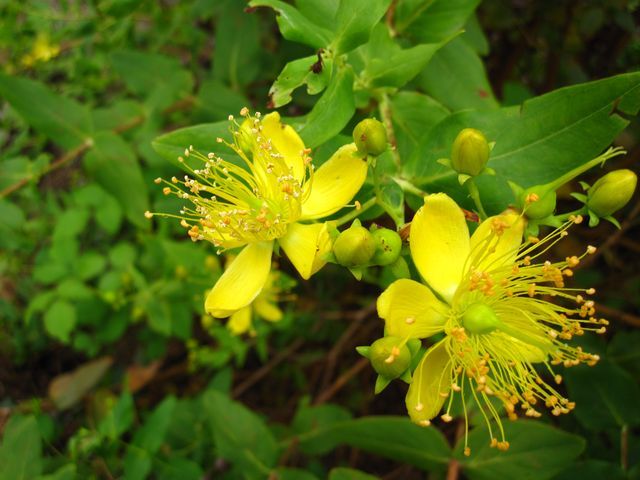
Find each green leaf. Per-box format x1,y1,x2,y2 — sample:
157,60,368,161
269,55,331,108
565,360,640,430
0,416,42,480
249,0,332,49
461,13,489,55
152,121,233,165
457,421,585,480
98,391,135,440
331,0,391,55
390,92,449,159
406,72,640,213
376,176,405,227
359,25,449,89
83,132,149,227
194,80,249,122
295,0,340,31
111,50,193,110
0,74,93,149
417,37,498,111
329,468,379,480
294,416,450,471
213,1,262,88
203,390,279,477
608,330,640,377
124,396,178,480
44,300,77,343
299,66,355,148
36,464,77,480
395,0,480,43
77,252,107,280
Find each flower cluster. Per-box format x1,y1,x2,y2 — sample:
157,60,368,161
148,109,367,320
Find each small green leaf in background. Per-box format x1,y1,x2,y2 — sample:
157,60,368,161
111,50,194,110
274,468,321,480
204,390,279,477
151,121,232,165
43,300,76,343
213,1,262,89
36,464,77,480
249,0,332,49
331,0,391,55
124,396,177,480
194,80,249,122
83,132,149,227
0,74,93,149
299,66,355,148
0,416,42,480
98,391,135,440
457,421,585,480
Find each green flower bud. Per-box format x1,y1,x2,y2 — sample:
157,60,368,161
333,222,376,267
353,118,387,156
520,186,557,219
236,118,255,155
461,303,501,334
587,169,637,217
370,336,412,379
370,227,402,266
451,128,490,176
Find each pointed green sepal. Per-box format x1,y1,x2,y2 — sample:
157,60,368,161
399,369,412,384
579,181,591,191
570,192,588,203
588,212,600,227
604,215,622,229
407,338,422,356
437,158,451,168
349,267,363,280
484,167,496,176
374,375,392,394
457,173,471,185
356,346,371,358
508,180,524,200
389,256,410,279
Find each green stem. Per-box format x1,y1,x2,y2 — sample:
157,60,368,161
392,176,427,197
466,179,488,220
377,92,401,170
552,207,588,223
334,197,377,227
544,146,626,193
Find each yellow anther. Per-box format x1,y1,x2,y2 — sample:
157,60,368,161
144,211,153,219
415,403,424,412
418,420,431,427
154,177,162,184
163,187,171,195
405,317,415,325
587,245,596,254
464,447,471,456
441,413,453,422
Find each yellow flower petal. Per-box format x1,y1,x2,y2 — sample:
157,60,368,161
261,111,306,181
279,222,332,279
406,340,452,424
300,143,367,220
205,241,273,317
254,297,283,322
467,212,524,274
227,306,252,335
377,279,449,339
410,193,470,303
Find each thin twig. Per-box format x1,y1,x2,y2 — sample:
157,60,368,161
594,302,640,328
313,357,370,405
232,338,305,398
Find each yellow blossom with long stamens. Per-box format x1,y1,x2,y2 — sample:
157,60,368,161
148,109,368,318
377,193,604,454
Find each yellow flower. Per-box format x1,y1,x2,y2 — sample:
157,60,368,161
151,109,368,318
377,193,604,454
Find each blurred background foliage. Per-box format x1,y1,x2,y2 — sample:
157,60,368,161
0,0,639,479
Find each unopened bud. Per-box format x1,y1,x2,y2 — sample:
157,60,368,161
370,336,411,379
451,128,490,176
520,186,557,219
461,303,501,334
353,118,387,156
587,169,637,217
370,227,402,266
333,221,376,267
236,118,255,155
